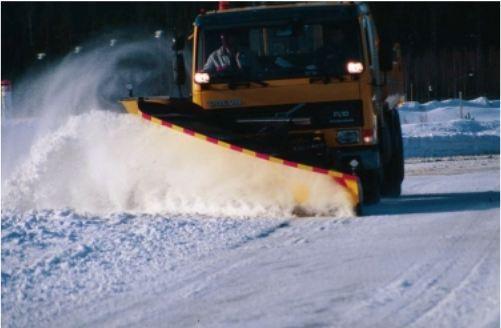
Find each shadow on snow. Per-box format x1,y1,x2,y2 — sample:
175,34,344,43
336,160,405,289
363,191,500,216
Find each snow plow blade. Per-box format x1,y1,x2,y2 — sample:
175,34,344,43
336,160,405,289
120,97,362,214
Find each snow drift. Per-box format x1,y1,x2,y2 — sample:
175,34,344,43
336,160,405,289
399,98,500,158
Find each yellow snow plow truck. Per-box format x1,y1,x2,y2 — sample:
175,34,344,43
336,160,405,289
121,2,405,209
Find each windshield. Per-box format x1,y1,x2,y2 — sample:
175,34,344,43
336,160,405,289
197,20,363,82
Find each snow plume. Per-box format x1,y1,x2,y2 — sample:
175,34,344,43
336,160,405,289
8,31,175,123
3,32,175,176
2,34,354,218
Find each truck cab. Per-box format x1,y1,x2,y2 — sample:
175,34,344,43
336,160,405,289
189,2,405,203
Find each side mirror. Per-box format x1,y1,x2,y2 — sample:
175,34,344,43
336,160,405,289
172,35,186,86
172,35,185,52
173,54,186,86
379,39,393,72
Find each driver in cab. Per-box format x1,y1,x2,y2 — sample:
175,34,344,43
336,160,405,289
203,33,252,75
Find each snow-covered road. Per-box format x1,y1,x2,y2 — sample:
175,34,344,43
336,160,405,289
2,156,499,328
2,36,498,327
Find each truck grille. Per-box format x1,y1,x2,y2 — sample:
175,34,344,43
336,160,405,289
306,100,363,128
221,100,364,130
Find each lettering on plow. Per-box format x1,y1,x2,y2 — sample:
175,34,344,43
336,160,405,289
208,99,242,108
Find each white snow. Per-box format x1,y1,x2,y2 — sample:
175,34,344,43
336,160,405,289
2,157,499,328
2,111,353,217
399,98,500,158
1,36,499,327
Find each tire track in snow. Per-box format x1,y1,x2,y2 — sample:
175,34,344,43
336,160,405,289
60,219,292,328
340,208,493,327
407,232,500,328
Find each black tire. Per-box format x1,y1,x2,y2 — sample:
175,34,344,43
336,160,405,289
361,169,382,204
382,110,404,197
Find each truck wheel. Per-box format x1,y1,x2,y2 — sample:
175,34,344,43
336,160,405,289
382,110,404,197
361,169,381,204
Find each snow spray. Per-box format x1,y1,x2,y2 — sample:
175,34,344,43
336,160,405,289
2,33,354,218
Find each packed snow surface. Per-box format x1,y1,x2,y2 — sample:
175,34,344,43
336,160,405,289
2,157,499,327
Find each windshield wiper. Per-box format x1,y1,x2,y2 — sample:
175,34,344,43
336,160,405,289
309,73,345,84
308,67,345,84
228,77,268,89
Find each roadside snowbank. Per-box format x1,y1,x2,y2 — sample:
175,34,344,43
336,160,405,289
399,97,499,158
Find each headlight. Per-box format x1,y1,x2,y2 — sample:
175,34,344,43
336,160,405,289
194,72,210,84
337,130,360,145
346,61,364,74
